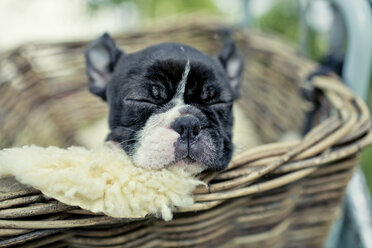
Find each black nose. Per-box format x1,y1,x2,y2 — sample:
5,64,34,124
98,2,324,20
172,116,201,143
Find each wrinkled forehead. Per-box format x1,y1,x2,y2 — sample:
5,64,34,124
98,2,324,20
145,59,221,90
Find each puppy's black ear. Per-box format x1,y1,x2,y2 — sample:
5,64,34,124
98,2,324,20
85,33,122,100
217,38,244,98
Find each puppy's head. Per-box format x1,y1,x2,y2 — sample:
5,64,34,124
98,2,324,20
85,33,243,172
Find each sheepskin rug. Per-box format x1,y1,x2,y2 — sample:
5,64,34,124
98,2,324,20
0,144,203,221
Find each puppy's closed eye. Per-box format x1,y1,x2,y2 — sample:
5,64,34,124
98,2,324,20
124,98,159,107
200,85,216,101
150,85,168,102
200,84,233,106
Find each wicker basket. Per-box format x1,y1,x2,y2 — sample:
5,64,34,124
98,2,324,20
0,21,371,248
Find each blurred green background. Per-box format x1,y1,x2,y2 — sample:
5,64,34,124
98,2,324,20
87,0,372,194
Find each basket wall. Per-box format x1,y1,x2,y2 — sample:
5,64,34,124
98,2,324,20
0,22,370,248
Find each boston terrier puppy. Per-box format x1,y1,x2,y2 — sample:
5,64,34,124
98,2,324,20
85,33,244,173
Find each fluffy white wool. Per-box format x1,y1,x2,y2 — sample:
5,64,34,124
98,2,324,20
0,144,203,221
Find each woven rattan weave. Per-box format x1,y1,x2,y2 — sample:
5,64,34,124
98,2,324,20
0,21,370,247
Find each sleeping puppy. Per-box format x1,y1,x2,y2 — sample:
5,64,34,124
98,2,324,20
85,33,244,173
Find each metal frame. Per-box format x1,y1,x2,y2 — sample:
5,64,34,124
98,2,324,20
332,0,372,99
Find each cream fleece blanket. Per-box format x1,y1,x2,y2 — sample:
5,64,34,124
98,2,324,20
0,144,203,221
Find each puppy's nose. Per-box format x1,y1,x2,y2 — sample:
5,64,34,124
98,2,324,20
172,116,201,143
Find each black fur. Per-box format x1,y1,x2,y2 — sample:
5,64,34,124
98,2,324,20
85,34,243,171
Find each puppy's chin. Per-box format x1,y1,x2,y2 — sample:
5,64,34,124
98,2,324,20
169,160,207,175
137,156,207,175
106,141,206,173
134,157,206,175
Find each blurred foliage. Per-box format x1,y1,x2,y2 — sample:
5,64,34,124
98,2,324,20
257,0,328,61
87,0,327,61
258,0,299,44
87,0,219,19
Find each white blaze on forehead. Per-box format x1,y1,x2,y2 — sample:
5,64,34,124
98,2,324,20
174,60,190,102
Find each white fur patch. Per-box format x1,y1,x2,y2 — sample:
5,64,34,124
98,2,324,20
133,104,184,169
133,61,196,170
